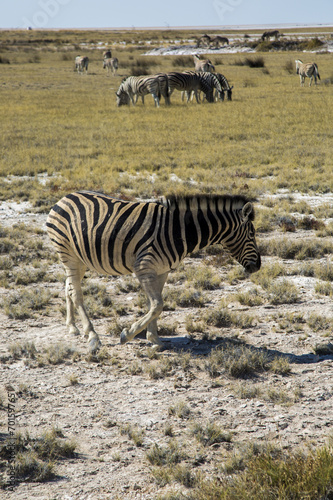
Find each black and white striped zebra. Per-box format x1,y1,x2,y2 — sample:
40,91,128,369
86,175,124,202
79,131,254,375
103,57,118,76
295,60,320,87
168,71,223,103
193,54,215,73
103,49,112,59
46,191,261,352
116,75,161,107
214,73,233,101
75,56,89,74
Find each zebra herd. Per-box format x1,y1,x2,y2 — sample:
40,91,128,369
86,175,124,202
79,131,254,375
116,71,233,107
75,49,119,75
46,191,261,352
115,54,233,108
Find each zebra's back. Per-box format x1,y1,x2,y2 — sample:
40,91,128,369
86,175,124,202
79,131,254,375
46,191,172,276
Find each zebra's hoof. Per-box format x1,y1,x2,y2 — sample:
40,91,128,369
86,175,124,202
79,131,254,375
68,325,80,336
147,332,164,347
89,336,101,354
120,329,129,344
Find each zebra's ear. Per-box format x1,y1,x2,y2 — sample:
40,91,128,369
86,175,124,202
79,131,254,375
242,202,254,221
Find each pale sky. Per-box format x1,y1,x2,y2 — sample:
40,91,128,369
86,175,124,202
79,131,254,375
2,0,333,30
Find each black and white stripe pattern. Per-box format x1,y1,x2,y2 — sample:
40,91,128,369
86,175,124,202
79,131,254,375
75,56,89,73
295,60,320,87
103,50,112,59
193,54,215,73
116,75,167,107
214,73,233,101
103,57,118,76
46,191,261,351
168,71,223,103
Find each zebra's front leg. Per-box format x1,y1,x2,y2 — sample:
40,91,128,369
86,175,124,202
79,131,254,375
120,271,168,345
193,90,200,103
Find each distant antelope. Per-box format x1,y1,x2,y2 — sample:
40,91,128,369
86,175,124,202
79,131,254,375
75,56,89,73
261,30,280,41
103,57,118,76
295,60,320,86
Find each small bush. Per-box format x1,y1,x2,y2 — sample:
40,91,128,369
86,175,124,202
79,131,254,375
172,55,193,68
191,421,232,446
244,56,266,68
146,440,186,466
120,423,145,447
204,343,270,379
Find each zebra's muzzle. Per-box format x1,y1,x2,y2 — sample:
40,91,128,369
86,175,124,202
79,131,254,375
244,255,261,274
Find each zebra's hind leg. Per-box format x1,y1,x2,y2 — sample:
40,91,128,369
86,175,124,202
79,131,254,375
120,271,168,345
152,93,160,107
65,262,101,353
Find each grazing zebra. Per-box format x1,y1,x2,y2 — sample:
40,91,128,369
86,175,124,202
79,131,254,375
295,60,320,86
103,49,112,59
197,34,211,48
261,30,280,41
214,73,233,101
193,54,215,73
75,56,89,73
210,36,229,47
46,191,261,351
168,71,223,103
133,74,170,106
103,57,118,76
116,75,161,107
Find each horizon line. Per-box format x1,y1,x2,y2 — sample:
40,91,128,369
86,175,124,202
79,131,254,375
1,22,333,31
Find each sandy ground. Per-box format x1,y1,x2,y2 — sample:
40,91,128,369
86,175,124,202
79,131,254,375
1,195,333,499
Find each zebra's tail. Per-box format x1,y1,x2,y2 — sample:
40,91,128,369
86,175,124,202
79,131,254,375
314,63,321,80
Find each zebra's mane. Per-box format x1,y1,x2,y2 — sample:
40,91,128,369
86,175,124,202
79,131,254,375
160,194,255,219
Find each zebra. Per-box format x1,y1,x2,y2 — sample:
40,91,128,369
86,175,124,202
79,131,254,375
214,73,233,101
46,191,261,352
116,75,161,107
75,56,89,74
103,57,118,76
193,54,215,73
210,36,229,47
261,30,280,41
133,73,170,106
295,60,320,87
168,71,223,103
196,34,211,48
103,49,112,59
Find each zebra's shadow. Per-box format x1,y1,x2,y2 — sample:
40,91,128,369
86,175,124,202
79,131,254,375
159,335,333,366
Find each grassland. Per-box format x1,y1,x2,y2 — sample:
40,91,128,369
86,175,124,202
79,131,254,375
0,28,332,205
1,27,333,499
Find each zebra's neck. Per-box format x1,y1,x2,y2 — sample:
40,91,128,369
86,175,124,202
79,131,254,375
164,195,248,256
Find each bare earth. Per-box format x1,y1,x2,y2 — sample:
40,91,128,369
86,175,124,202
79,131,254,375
1,196,333,499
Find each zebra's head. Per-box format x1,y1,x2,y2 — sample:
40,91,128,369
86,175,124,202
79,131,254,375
226,85,233,101
295,60,302,74
223,201,261,274
116,88,130,107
